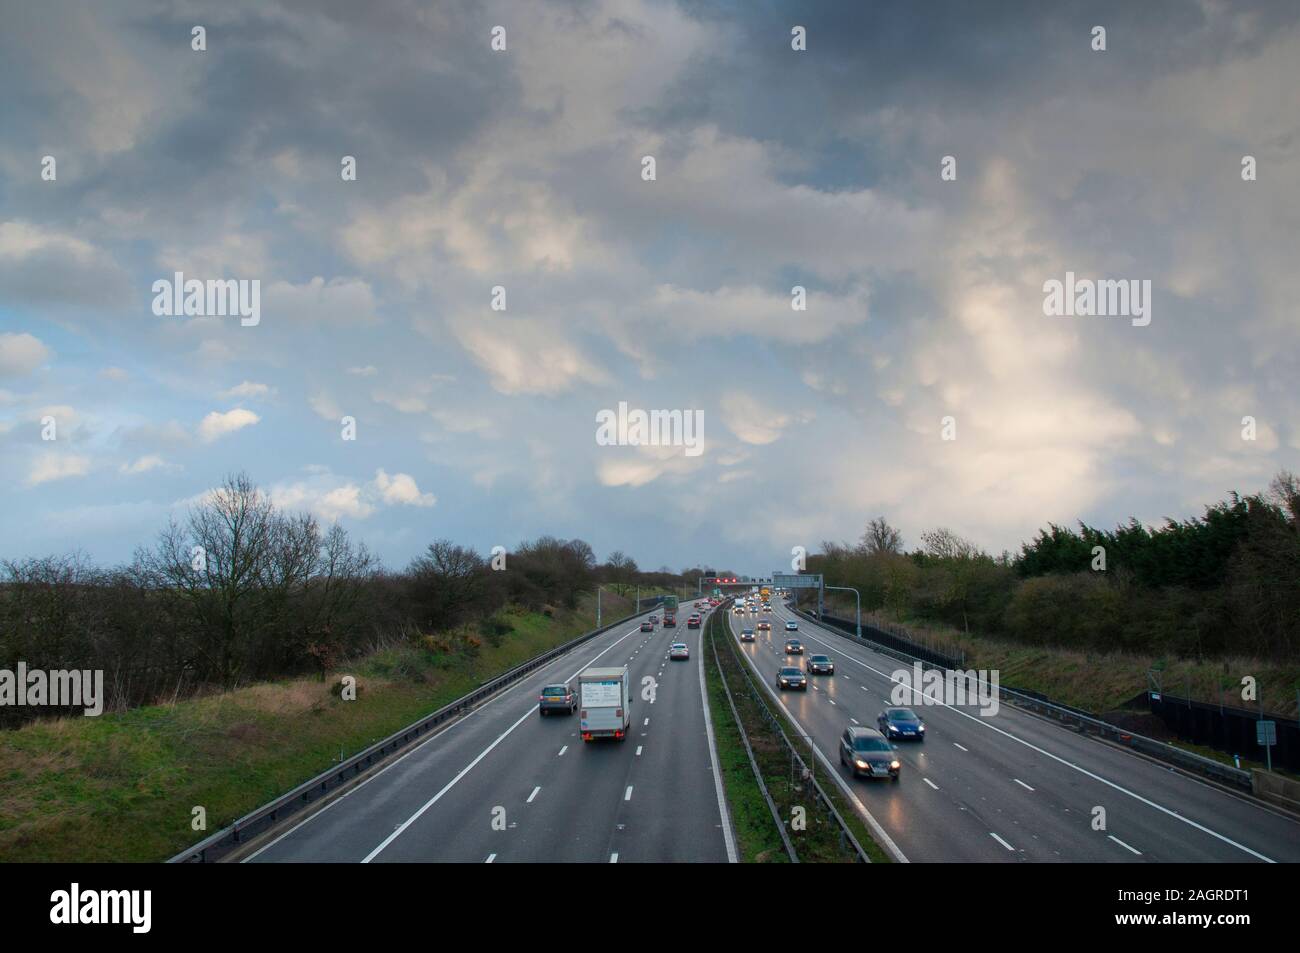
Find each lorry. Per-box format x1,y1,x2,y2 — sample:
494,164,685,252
579,666,632,742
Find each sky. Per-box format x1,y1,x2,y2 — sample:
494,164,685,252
1,0,1297,576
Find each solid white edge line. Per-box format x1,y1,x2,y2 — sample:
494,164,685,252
990,832,1015,851
1108,834,1143,855
360,621,645,863
726,610,909,863
788,612,1277,863
698,623,739,864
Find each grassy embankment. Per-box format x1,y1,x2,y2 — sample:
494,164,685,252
0,590,638,862
702,608,890,862
819,596,1299,775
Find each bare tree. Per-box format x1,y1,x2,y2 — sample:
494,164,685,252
860,517,904,555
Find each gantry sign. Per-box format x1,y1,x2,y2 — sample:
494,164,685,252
697,572,824,614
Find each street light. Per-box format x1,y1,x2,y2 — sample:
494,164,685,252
824,584,862,638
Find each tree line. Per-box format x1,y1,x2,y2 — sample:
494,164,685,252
0,473,695,727
810,472,1300,661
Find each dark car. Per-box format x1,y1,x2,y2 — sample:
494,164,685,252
640,620,654,632
538,683,577,716
757,620,771,631
878,707,926,741
839,726,900,780
740,628,755,642
807,654,835,675
648,614,659,624
784,638,804,655
776,667,807,691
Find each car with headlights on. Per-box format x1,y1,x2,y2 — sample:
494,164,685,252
807,654,835,675
877,707,926,741
740,628,755,642
776,667,807,691
757,620,770,631
784,638,804,655
839,727,900,780
784,620,799,632
669,642,690,661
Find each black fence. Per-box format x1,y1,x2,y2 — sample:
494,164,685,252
812,612,963,670
1149,693,1299,774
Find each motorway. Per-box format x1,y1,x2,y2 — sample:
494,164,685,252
728,599,1300,863
246,604,735,863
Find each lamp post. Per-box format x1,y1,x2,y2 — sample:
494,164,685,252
824,584,861,638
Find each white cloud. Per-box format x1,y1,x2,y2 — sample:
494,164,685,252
347,365,378,377
0,332,52,378
373,469,436,507
197,408,260,442
451,320,609,396
221,381,273,399
309,392,342,421
119,454,178,475
262,276,379,324
721,392,800,446
100,366,130,382
273,480,375,522
27,453,91,486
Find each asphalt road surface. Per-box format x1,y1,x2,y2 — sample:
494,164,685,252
729,599,1300,863
247,604,735,863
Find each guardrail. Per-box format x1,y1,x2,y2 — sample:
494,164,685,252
707,610,798,862
168,597,669,863
722,603,872,863
790,607,1254,790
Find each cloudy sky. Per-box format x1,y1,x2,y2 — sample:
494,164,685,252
1,0,1297,575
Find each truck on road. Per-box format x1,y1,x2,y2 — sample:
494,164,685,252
579,666,632,742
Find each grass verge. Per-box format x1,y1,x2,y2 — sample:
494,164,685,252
0,591,634,862
706,609,890,863
700,612,789,862
814,600,1300,721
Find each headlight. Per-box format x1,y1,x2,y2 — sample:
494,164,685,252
918,724,925,732
890,761,901,769
855,759,869,768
